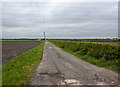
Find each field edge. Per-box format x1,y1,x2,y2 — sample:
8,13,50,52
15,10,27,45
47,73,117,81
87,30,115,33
2,41,45,85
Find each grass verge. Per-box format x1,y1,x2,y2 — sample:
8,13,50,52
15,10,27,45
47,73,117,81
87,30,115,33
2,41,45,85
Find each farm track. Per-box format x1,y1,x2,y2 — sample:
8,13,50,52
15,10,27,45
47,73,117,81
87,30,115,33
2,41,42,64
29,41,119,86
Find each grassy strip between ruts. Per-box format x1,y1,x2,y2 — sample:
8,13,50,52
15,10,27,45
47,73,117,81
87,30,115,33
1,40,41,42
2,41,45,85
50,40,120,73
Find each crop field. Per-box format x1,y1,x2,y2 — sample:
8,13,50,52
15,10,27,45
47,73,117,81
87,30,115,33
2,41,42,64
1,40,41,42
50,40,120,73
2,41,45,85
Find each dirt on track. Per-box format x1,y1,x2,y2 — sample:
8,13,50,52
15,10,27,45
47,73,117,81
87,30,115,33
2,41,42,64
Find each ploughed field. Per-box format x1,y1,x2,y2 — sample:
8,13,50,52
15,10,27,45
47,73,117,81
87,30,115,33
2,41,42,64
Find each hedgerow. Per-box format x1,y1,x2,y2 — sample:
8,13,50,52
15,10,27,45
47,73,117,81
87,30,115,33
50,40,119,64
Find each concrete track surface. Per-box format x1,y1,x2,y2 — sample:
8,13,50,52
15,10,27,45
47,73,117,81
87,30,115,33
29,41,119,86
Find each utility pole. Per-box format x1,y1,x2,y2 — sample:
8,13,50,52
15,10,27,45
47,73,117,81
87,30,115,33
43,32,46,40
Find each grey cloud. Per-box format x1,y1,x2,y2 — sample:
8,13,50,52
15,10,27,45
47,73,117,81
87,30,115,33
2,2,118,39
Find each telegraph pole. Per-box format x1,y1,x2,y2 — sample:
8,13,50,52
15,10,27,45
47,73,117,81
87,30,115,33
43,32,46,40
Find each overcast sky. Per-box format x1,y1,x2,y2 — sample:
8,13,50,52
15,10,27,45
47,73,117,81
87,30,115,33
2,1,118,39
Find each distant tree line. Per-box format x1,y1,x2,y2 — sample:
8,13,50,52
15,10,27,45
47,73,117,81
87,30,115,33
2,38,40,40
49,38,119,42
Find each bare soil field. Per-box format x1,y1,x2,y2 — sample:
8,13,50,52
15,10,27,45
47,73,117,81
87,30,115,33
2,41,42,64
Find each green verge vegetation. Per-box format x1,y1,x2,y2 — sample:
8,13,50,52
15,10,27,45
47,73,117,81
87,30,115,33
1,40,41,42
2,41,45,85
50,40,120,73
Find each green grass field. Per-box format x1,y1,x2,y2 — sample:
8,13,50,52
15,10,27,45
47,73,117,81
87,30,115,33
1,40,41,42
2,41,45,85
